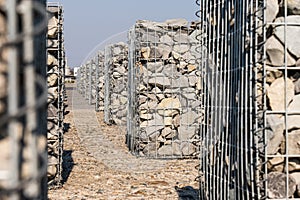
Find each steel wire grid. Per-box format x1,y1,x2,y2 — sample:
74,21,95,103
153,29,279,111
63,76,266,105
197,0,261,199
46,2,65,188
261,0,300,199
0,0,48,199
95,51,105,112
197,0,300,199
127,20,203,158
104,42,129,125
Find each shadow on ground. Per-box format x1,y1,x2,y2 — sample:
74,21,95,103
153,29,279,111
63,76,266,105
61,150,75,184
176,186,200,200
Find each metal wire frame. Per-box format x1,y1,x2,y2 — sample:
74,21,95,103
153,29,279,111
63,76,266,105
261,1,300,199
197,0,264,199
95,51,105,112
46,2,65,188
127,21,203,158
0,0,48,199
104,43,128,125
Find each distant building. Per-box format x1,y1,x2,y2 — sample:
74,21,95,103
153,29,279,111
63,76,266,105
74,67,79,77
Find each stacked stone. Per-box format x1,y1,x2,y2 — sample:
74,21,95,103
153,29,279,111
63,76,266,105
127,19,202,158
47,4,65,187
0,0,9,193
104,42,128,125
0,0,48,198
258,1,300,198
96,51,105,111
77,65,86,95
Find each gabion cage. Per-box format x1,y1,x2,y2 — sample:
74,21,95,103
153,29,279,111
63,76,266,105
47,2,65,187
104,42,128,125
127,19,203,158
95,51,105,112
197,0,300,199
0,0,48,199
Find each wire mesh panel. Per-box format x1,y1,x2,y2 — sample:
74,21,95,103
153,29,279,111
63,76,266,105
0,0,48,199
197,0,300,199
104,42,128,125
127,19,203,158
197,0,260,199
77,65,86,95
47,2,65,187
260,1,300,199
95,51,105,111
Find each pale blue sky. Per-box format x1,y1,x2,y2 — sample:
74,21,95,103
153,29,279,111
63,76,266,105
47,1,198,67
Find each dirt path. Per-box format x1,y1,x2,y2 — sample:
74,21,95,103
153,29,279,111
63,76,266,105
48,84,199,200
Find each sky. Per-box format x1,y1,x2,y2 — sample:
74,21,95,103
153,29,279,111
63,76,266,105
47,0,199,68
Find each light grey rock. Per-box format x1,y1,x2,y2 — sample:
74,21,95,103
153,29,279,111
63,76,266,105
48,16,58,38
174,31,189,43
274,16,300,58
290,172,300,196
181,142,197,156
172,76,189,88
181,111,198,125
148,74,171,88
287,0,300,15
266,36,296,66
157,44,173,59
161,127,177,139
266,0,279,23
146,62,164,73
266,114,285,155
178,126,197,140
164,18,188,27
267,172,296,198
142,142,159,157
157,143,181,156
267,77,294,111
157,97,181,117
159,34,173,44
287,94,300,130
287,129,300,155
173,44,190,54
151,87,164,101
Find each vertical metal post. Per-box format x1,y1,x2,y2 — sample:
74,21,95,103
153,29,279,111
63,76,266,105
95,53,100,111
21,0,39,197
104,46,111,124
88,61,92,105
7,0,20,199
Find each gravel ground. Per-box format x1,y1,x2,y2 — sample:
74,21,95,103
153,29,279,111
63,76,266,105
48,84,199,200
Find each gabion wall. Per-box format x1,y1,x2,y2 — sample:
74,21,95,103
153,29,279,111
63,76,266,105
0,0,48,199
261,1,300,199
47,3,65,187
104,42,128,125
197,0,300,199
96,51,105,111
127,19,202,158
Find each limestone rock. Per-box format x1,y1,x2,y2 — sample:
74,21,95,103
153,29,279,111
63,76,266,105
287,129,300,155
267,77,294,111
148,75,171,88
181,142,197,156
47,54,58,66
267,172,296,198
287,0,300,15
266,114,284,155
266,36,296,66
266,0,279,23
180,111,198,126
157,143,181,156
157,98,181,117
48,16,59,38
178,126,196,141
287,94,300,130
164,18,188,28
47,73,58,87
274,16,300,58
